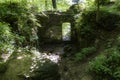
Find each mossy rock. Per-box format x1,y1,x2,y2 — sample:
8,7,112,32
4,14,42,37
0,62,8,73
31,60,60,80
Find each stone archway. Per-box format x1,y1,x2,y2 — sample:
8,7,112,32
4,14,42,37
37,11,76,43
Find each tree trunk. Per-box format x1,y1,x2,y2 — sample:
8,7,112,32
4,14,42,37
96,0,100,23
52,0,57,10
45,0,48,10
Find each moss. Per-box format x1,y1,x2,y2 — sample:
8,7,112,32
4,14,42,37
0,54,32,80
30,60,60,80
0,62,8,73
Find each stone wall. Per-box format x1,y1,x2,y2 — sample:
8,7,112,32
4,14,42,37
36,11,76,43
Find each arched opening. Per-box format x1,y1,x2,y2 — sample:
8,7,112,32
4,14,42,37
62,22,71,41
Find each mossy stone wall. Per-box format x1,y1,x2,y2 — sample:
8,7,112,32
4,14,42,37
37,11,76,43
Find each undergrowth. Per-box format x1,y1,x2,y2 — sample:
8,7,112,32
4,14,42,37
0,1,40,48
75,46,96,61
89,48,120,80
76,5,120,48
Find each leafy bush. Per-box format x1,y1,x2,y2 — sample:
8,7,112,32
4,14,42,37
0,1,27,27
75,47,96,61
76,9,120,47
98,11,120,30
95,0,111,5
67,4,81,14
0,22,13,42
77,9,120,32
0,22,14,55
89,49,120,80
115,2,120,10
0,1,40,47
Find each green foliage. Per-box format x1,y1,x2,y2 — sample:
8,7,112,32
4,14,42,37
86,0,95,8
75,47,96,61
98,11,120,30
76,9,97,47
57,0,70,11
77,9,120,31
0,1,40,47
95,0,111,5
115,2,120,10
0,22,14,55
89,48,120,80
67,4,81,14
76,8,120,47
0,22,13,42
31,60,60,80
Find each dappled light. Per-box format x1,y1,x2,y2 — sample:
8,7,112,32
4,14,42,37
0,0,120,80
31,48,61,64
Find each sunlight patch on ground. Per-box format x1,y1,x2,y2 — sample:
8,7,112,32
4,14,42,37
29,48,61,73
31,49,61,64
